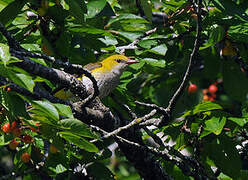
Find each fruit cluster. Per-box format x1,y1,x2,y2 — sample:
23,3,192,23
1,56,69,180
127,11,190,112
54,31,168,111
202,83,218,101
187,82,219,101
1,120,40,163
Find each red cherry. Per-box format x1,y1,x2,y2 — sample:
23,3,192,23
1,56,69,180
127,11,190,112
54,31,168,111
209,97,215,101
202,89,208,95
21,152,31,163
208,84,218,94
22,135,33,144
2,122,11,133
9,139,19,150
11,121,17,130
203,95,209,101
12,128,22,137
188,84,198,94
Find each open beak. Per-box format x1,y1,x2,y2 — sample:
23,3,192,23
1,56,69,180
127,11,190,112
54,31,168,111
127,59,139,65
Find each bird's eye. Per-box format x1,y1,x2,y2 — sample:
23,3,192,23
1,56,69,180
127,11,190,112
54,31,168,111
116,59,121,63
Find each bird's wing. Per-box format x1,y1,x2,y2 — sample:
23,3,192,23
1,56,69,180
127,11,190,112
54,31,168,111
83,62,102,72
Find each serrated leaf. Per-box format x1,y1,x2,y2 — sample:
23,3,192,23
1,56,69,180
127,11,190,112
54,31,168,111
87,0,106,18
31,100,59,121
183,101,223,117
228,117,248,127
98,36,118,46
212,0,248,21
204,112,226,135
49,164,67,174
118,31,142,41
0,0,25,26
106,13,148,27
8,73,35,92
150,44,168,55
0,43,10,66
0,90,29,118
69,25,109,35
200,25,225,50
59,132,98,152
138,39,158,49
228,23,248,43
143,58,166,68
53,104,73,118
46,153,69,174
58,119,97,138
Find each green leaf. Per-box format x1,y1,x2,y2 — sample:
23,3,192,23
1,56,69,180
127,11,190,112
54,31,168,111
228,117,248,127
200,25,225,50
138,39,158,49
0,0,25,26
59,132,98,152
58,119,98,138
0,43,10,65
183,101,223,117
87,162,115,180
212,0,248,22
31,100,59,121
204,136,242,178
162,0,185,12
106,13,148,27
65,0,86,24
53,104,73,118
98,36,118,46
0,135,9,146
142,58,166,68
87,0,106,18
175,133,186,150
69,25,109,35
49,164,67,174
0,90,29,118
204,112,226,135
8,73,35,92
223,60,248,102
117,31,142,41
228,23,248,43
140,0,152,21
149,44,168,55
46,153,69,174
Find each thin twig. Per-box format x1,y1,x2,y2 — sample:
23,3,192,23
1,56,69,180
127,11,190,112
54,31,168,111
166,0,202,115
135,101,168,114
117,28,157,54
92,109,157,141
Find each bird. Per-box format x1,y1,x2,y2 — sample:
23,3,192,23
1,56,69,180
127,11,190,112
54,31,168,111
54,54,139,100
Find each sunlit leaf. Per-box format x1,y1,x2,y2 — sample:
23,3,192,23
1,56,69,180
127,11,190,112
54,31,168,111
59,132,98,152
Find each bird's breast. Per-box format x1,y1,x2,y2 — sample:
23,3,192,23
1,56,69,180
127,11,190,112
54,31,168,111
82,70,121,98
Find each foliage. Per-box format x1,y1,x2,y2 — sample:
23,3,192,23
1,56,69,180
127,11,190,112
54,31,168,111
0,0,248,179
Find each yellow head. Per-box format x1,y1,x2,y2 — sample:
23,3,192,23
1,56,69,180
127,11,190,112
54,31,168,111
100,55,139,73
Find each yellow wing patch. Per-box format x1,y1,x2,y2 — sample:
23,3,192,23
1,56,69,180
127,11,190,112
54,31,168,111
54,89,74,100
83,62,102,71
